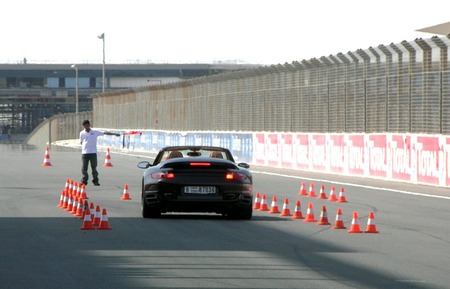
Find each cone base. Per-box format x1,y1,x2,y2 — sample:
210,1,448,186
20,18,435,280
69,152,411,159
97,226,112,230
103,163,113,167
332,219,346,229
347,227,363,233
317,221,330,225
303,218,317,223
80,226,94,230
259,206,269,211
364,225,379,233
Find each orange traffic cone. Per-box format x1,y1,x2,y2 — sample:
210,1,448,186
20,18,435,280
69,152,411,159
328,185,337,202
65,194,73,212
269,196,280,214
57,190,65,208
42,146,52,166
337,187,348,203
317,205,331,225
259,194,269,211
71,196,79,215
73,181,79,196
292,200,304,219
103,147,113,167
253,192,261,210
61,191,69,209
280,198,292,216
92,205,101,226
70,180,77,196
80,208,95,230
364,212,379,233
307,183,316,198
303,202,317,222
66,180,73,196
121,184,132,200
332,208,346,229
97,208,112,230
64,179,71,194
298,182,307,196
81,200,89,219
79,184,88,199
89,202,95,220
317,185,327,199
74,197,84,217
347,211,363,233
73,182,80,198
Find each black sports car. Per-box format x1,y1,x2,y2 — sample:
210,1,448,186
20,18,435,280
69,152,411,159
137,146,253,219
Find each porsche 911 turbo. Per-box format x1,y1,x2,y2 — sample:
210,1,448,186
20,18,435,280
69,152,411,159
137,146,253,219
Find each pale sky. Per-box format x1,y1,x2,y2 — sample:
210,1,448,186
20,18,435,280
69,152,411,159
1,0,449,65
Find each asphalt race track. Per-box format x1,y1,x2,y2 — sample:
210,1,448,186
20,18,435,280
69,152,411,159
1,143,450,289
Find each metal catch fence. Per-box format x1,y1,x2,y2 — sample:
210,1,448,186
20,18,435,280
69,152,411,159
93,36,450,135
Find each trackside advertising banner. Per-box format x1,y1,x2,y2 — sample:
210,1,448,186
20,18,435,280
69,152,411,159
253,133,450,187
100,131,253,164
99,130,450,187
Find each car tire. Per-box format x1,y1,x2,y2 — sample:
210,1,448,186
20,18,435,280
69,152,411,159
142,202,161,218
227,206,252,220
141,186,161,218
240,207,253,220
141,202,151,218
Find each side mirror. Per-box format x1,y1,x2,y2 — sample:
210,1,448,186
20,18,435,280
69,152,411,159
238,162,250,169
137,161,151,169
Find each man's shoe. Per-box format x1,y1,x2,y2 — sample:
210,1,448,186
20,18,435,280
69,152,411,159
81,180,87,185
93,182,100,186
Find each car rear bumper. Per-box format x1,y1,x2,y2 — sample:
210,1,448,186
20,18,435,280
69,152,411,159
142,183,253,213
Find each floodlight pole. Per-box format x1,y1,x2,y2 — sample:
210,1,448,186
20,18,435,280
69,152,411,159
70,64,79,114
98,33,106,92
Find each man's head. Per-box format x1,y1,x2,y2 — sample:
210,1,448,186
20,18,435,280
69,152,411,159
82,120,91,131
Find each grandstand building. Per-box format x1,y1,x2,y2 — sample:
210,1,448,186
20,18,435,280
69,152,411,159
0,63,254,134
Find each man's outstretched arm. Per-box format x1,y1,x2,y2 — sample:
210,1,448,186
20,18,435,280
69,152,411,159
104,131,121,137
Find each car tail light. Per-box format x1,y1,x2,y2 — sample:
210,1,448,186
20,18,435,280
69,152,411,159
151,171,175,179
190,162,211,167
225,172,247,180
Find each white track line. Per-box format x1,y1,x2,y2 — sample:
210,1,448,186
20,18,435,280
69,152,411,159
252,170,450,200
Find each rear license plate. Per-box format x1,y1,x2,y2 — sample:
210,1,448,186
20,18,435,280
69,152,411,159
184,186,217,194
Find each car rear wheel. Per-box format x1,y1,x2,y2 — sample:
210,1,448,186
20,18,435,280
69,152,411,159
142,202,161,218
141,191,161,218
227,206,252,220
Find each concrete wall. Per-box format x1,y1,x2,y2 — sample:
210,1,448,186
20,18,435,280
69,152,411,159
25,111,92,149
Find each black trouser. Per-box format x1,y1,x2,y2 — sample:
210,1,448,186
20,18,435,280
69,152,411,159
81,153,98,184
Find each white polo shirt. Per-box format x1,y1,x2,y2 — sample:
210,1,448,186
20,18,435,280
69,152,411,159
80,129,104,154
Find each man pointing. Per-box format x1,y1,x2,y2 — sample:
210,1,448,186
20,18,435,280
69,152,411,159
79,119,120,186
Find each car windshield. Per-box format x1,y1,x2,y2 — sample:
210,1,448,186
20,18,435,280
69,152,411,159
155,147,232,165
